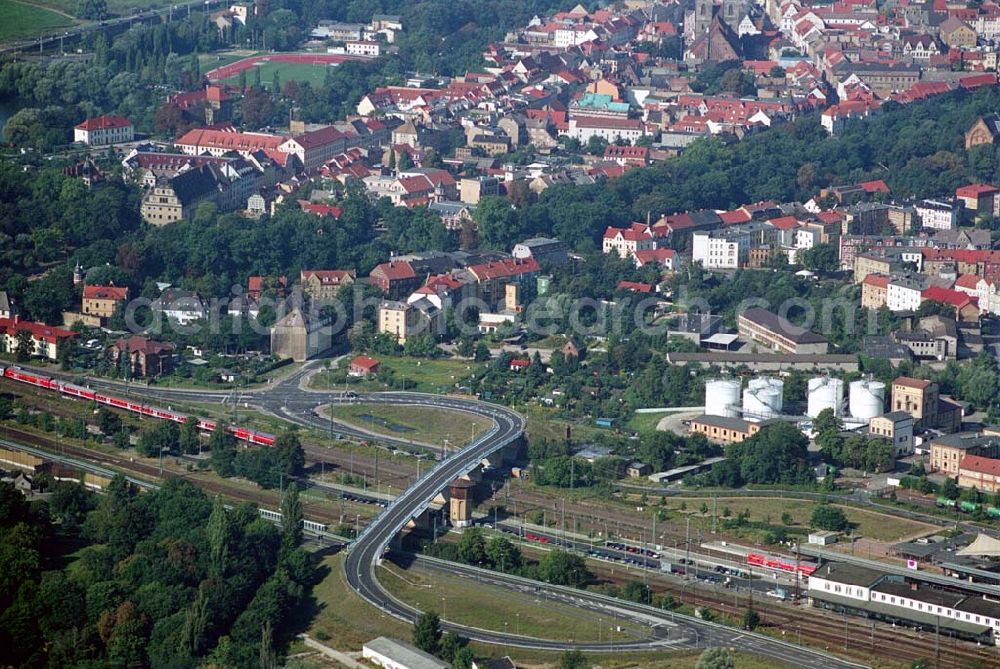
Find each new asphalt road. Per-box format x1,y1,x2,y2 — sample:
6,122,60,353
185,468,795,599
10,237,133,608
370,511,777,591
18,363,866,666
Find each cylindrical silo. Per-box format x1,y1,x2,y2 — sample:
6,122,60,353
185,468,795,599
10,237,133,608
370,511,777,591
705,378,741,418
807,377,845,418
742,377,784,421
849,380,885,421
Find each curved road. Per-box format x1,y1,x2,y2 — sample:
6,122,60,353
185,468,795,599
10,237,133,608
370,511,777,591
22,363,865,665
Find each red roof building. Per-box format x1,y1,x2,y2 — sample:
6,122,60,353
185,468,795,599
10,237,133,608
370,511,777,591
617,280,653,293
602,145,649,167
633,248,677,269
348,355,380,377
0,317,76,361
74,115,134,146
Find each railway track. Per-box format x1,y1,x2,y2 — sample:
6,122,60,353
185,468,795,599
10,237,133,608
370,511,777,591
580,555,995,667
0,424,354,526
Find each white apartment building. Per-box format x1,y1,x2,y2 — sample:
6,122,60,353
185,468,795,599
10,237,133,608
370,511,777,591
886,277,925,312
346,40,381,56
915,199,958,231
692,229,750,270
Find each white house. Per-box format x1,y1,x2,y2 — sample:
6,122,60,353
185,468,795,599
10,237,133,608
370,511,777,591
74,115,134,146
602,223,656,259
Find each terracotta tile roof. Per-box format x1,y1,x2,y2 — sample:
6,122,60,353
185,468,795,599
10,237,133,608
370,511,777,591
0,318,76,344
76,115,132,130
893,376,932,390
83,284,129,301
863,274,890,288
960,454,1000,476
617,280,653,293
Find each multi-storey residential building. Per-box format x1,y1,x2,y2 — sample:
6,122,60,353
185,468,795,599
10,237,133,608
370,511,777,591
868,411,914,457
0,317,76,361
467,257,540,310
737,307,829,355
459,176,500,204
861,274,890,309
300,270,356,303
603,223,656,259
931,434,1000,476
915,199,959,231
74,115,134,145
954,274,1000,315
111,335,175,377
378,300,437,344
82,285,129,320
691,228,751,269
853,253,899,283
887,276,927,312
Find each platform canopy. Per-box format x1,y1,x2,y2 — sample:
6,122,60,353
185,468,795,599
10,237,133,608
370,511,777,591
956,533,1000,557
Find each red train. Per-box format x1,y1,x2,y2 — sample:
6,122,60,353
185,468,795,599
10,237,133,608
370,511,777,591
0,365,274,446
747,551,817,576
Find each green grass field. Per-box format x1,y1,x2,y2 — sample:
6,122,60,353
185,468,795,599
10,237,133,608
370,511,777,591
14,0,165,22
0,0,74,42
224,60,331,89
313,355,483,394
654,496,937,543
378,559,646,643
327,403,493,448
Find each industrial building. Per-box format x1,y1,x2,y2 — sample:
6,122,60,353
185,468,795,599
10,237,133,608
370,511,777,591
737,307,830,355
808,563,1000,645
362,637,451,669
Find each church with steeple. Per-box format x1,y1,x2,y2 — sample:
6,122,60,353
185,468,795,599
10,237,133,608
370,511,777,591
685,0,768,63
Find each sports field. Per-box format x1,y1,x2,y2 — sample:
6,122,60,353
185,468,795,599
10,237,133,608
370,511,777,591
0,0,74,42
207,52,366,88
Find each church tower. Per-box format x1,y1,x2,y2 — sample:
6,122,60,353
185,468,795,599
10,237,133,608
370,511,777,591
694,0,714,35
721,0,748,28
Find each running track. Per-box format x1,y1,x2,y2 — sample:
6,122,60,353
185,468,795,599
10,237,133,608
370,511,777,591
205,53,371,82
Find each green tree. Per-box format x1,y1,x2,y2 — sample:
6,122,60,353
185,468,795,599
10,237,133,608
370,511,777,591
560,649,590,669
412,611,442,654
940,477,959,500
439,633,469,663
207,495,231,578
457,527,486,565
15,329,34,361
810,504,849,531
274,428,305,478
485,535,521,572
696,647,735,669
209,423,237,476
179,416,200,455
96,407,123,436
538,550,590,587
280,483,303,558
742,606,760,631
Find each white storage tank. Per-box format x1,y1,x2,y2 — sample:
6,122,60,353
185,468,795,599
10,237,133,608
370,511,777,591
742,378,784,421
705,378,741,418
849,380,885,421
807,377,844,418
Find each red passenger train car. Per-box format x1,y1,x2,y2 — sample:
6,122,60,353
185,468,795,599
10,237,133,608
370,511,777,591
1,365,274,446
